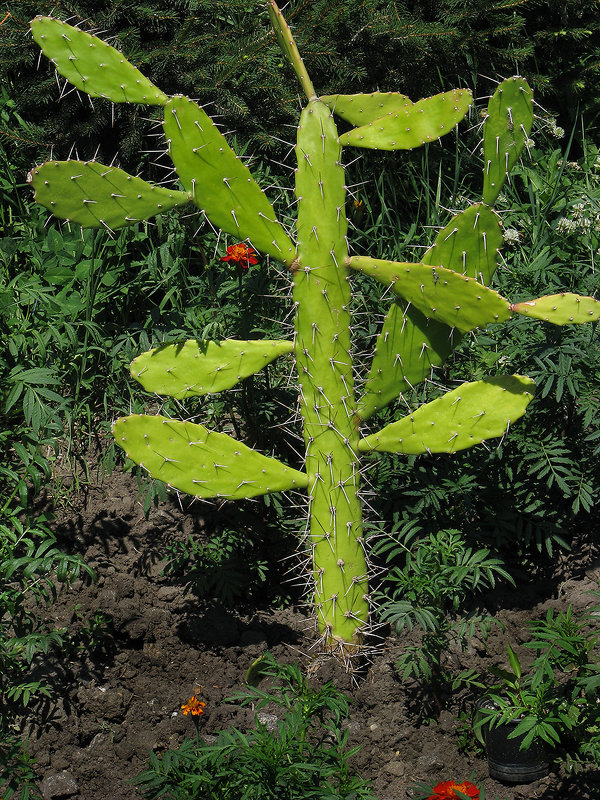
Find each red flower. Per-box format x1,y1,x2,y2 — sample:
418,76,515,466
220,242,258,269
427,780,480,800
181,695,207,716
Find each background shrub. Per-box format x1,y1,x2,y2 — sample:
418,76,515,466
1,0,599,176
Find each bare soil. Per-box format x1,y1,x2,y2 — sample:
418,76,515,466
23,464,600,800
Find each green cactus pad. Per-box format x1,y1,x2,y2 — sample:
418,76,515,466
338,89,472,151
320,92,412,126
130,338,294,398
113,415,308,498
267,1,316,101
357,303,454,420
348,256,511,332
483,76,533,205
29,160,190,229
30,16,167,105
163,95,296,265
357,204,503,421
422,204,503,284
358,375,535,455
511,293,600,325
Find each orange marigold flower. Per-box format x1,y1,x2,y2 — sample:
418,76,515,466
181,695,207,716
427,780,480,800
220,242,258,269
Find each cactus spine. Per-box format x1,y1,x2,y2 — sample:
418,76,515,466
29,5,600,664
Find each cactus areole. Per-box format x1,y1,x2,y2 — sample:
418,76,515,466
29,3,600,665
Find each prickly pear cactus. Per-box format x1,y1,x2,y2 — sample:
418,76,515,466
29,4,600,664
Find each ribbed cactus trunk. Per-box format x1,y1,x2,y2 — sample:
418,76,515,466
294,100,367,653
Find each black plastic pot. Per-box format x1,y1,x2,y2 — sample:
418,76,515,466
475,699,549,784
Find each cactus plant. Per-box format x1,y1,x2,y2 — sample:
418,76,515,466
28,4,600,666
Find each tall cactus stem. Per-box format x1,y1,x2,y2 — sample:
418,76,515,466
293,99,367,653
267,0,317,103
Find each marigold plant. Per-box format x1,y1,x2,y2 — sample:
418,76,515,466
181,695,206,716
220,242,259,269
428,780,480,800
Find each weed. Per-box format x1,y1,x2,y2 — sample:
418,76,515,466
374,524,508,712
163,527,269,606
134,653,375,799
0,732,41,799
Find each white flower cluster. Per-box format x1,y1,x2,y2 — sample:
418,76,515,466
555,200,600,236
556,159,583,171
572,202,600,232
502,227,521,245
547,118,565,139
555,217,579,235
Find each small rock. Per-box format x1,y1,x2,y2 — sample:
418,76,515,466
113,573,134,599
157,585,180,602
114,738,135,761
468,636,487,655
585,560,600,581
395,724,413,741
368,721,384,741
120,614,149,642
96,588,117,611
341,720,361,734
437,710,454,733
257,712,278,731
384,760,406,777
77,686,130,722
417,752,445,772
42,770,79,799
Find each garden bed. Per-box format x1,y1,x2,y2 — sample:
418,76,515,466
23,464,600,800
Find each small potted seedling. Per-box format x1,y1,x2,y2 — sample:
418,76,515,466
474,605,600,782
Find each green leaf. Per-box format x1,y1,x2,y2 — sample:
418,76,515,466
357,302,454,420
422,203,503,285
30,160,190,230
348,256,511,333
511,293,600,325
483,76,533,204
30,16,168,105
163,95,296,264
130,339,293,398
112,415,309,499
339,89,472,150
358,375,535,455
507,642,522,679
320,91,412,126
